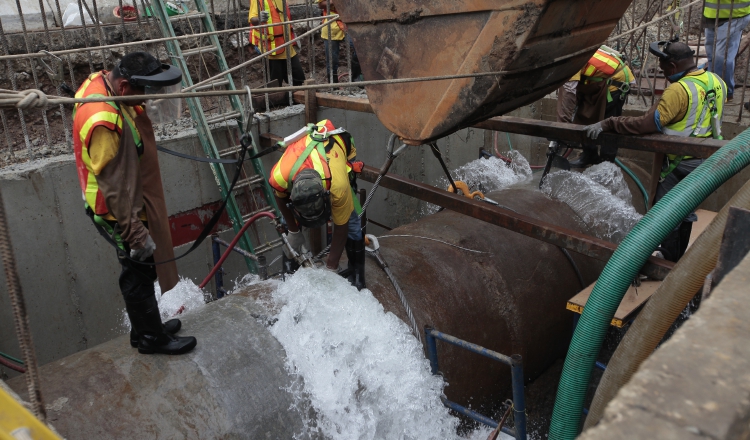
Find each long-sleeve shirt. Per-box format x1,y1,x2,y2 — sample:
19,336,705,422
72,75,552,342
602,69,708,135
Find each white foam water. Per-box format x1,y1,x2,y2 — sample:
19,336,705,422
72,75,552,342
265,268,501,440
541,164,643,244
118,277,209,332
422,153,532,216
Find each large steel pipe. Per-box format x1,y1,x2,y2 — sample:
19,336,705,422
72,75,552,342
7,285,307,439
8,187,603,434
364,186,604,412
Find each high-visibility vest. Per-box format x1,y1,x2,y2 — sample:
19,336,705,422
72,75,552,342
581,48,623,80
661,70,726,177
73,71,143,216
704,0,750,19
250,0,296,56
269,134,333,194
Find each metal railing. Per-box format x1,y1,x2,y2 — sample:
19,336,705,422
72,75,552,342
424,326,527,440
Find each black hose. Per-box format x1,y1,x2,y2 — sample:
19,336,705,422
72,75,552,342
560,248,586,289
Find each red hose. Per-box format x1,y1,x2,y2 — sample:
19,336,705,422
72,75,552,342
0,355,25,373
199,211,277,289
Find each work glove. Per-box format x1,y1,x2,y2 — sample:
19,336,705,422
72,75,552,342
130,235,156,261
583,122,604,140
259,10,270,23
283,230,307,259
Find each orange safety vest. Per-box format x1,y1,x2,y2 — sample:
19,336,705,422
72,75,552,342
269,134,333,194
250,0,296,56
73,71,143,216
580,49,623,81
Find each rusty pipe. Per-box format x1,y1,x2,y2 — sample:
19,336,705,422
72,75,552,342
8,187,602,437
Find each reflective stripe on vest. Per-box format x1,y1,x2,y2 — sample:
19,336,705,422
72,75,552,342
704,0,750,19
250,0,294,56
269,134,332,193
73,72,142,216
662,71,725,140
581,49,622,78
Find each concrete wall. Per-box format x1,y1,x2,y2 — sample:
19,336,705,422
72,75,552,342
0,104,490,377
579,251,750,440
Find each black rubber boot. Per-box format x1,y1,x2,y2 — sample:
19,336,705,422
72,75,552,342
125,296,197,355
569,146,601,168
345,238,366,291
129,318,181,348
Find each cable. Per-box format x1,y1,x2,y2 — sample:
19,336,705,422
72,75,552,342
377,235,489,254
560,248,586,289
1,43,604,109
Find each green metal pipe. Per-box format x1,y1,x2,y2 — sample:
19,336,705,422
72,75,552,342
549,128,750,440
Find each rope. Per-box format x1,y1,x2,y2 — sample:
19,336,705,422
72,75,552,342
607,0,701,42
0,42,603,109
0,187,46,420
0,89,48,109
0,15,336,61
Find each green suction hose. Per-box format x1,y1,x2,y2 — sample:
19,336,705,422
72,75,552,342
549,128,750,440
614,158,649,212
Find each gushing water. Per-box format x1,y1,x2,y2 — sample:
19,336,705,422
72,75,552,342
541,162,642,243
256,268,498,440
422,152,532,216
118,277,209,332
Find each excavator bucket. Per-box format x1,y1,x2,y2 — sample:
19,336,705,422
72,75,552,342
336,0,633,145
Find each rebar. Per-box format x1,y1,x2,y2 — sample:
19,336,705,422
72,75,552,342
0,187,46,421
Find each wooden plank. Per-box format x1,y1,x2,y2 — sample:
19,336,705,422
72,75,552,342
566,280,662,327
688,209,718,248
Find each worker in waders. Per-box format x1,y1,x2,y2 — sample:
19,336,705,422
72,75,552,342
269,119,366,290
557,45,634,167
582,40,726,263
73,52,197,355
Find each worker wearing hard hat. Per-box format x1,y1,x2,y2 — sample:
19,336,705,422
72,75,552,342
557,45,635,167
317,0,362,83
249,0,305,87
269,120,366,289
582,40,726,262
73,52,197,355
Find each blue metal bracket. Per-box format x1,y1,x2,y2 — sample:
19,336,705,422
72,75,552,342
424,326,527,440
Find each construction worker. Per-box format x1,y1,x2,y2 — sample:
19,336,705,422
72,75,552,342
704,0,750,101
559,45,634,167
73,52,197,355
317,0,362,83
249,0,305,87
269,120,366,289
583,40,726,262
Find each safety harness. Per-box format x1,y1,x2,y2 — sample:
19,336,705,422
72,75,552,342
661,73,723,179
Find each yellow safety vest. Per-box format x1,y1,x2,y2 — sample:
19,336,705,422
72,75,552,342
704,0,750,19
662,71,725,140
661,71,725,178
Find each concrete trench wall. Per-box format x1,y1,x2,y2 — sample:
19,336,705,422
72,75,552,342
0,104,491,378
579,251,750,440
